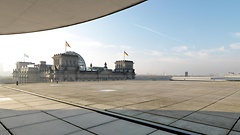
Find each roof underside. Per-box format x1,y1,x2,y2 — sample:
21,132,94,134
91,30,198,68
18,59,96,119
0,0,146,35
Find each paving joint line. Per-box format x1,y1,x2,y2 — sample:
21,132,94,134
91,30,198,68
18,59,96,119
227,116,240,135
129,89,228,122
42,111,98,135
146,89,227,113
146,129,159,135
86,119,119,130
169,90,239,127
197,111,237,120
0,96,44,119
109,98,159,109
0,111,40,119
0,120,13,135
8,119,62,130
104,93,177,110
107,109,145,117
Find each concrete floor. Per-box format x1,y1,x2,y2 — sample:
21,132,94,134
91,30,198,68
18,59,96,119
2,80,240,135
0,85,174,135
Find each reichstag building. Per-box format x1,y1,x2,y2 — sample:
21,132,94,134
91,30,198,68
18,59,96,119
13,51,135,83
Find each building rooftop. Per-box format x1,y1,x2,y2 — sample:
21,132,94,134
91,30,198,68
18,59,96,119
0,0,146,35
2,80,240,134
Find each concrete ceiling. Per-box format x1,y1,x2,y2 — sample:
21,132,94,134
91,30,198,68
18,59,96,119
0,0,146,35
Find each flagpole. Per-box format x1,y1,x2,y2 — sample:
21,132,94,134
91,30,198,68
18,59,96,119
65,41,66,53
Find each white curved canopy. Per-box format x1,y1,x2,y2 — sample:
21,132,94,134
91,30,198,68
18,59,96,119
0,0,146,35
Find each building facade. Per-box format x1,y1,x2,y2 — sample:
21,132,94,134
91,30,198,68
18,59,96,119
13,51,135,83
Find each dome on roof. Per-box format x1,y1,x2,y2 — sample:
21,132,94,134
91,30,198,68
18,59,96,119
65,51,86,69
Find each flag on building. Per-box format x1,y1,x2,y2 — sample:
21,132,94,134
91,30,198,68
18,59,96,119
124,51,128,56
24,54,29,58
66,41,71,48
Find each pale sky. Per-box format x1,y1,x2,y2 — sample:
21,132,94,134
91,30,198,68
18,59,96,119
1,0,240,76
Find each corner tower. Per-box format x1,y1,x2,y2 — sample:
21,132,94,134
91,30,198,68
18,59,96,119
114,60,135,79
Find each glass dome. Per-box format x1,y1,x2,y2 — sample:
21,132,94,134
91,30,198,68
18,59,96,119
65,51,86,69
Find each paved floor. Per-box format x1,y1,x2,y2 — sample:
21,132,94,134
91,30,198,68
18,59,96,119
0,86,175,135
2,80,240,135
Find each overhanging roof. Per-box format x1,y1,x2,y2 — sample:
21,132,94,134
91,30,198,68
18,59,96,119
0,0,146,35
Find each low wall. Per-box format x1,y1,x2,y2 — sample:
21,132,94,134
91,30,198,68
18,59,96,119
171,76,213,81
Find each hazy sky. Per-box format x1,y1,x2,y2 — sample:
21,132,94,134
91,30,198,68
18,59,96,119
1,0,240,75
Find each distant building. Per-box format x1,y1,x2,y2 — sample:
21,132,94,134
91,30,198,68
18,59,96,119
185,71,188,77
13,51,135,83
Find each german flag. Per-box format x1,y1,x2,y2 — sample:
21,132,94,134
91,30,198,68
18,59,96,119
124,51,128,56
66,41,71,48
